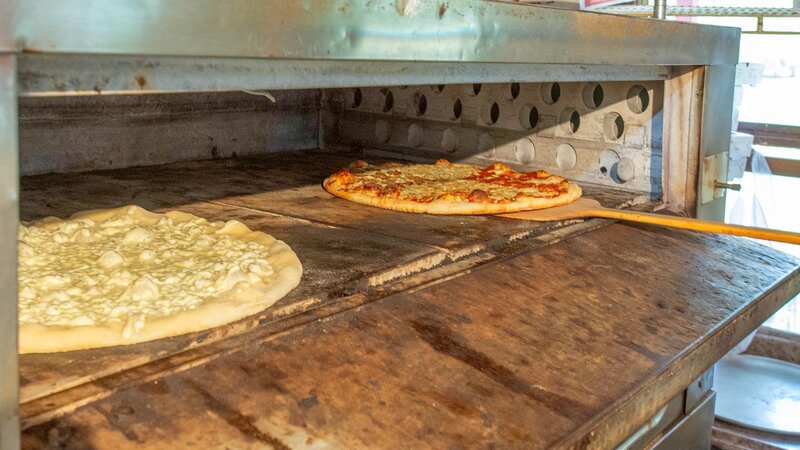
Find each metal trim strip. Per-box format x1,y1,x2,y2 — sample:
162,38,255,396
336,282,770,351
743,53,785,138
11,0,740,65
17,54,671,95
0,53,20,450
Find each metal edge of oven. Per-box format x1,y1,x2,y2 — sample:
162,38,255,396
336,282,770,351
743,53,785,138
1,0,21,446
615,368,715,450
10,0,739,65
0,1,745,448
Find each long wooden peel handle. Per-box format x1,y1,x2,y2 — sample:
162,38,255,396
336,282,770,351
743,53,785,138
586,208,800,245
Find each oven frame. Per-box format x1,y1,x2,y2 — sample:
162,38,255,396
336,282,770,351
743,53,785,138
0,1,740,448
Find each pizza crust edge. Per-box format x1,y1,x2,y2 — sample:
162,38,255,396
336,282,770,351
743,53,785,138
19,206,303,354
323,168,582,215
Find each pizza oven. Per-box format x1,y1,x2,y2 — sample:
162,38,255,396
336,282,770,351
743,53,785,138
2,1,799,449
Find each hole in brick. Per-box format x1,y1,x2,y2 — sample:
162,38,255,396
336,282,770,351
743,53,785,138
542,82,561,105
510,83,520,100
519,104,539,129
603,112,624,140
381,88,394,112
471,83,482,96
452,98,463,120
627,85,650,114
434,84,446,92
582,83,604,109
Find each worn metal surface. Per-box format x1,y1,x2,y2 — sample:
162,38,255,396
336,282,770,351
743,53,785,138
661,66,704,216
17,54,672,96
649,393,715,450
715,355,800,435
614,392,683,450
700,152,729,205
696,65,736,221
0,53,20,450
18,91,320,175
18,223,800,449
12,0,739,65
653,0,667,19
686,367,714,414
0,0,18,52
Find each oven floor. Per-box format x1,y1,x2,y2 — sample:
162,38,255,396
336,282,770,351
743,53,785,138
17,149,652,427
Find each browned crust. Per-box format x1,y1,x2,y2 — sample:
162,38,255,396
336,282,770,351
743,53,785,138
322,163,582,215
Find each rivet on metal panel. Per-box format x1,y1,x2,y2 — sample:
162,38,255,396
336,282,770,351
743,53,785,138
627,85,650,114
556,143,577,170
442,129,458,153
603,112,625,140
560,108,580,134
407,124,424,147
515,139,536,164
519,104,539,130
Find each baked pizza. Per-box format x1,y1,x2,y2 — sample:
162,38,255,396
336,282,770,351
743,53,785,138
323,159,581,214
18,205,302,353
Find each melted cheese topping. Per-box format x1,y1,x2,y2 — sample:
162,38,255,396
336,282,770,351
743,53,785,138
18,207,277,329
331,161,568,203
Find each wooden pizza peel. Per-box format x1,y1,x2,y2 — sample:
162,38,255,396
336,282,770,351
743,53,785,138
500,198,800,245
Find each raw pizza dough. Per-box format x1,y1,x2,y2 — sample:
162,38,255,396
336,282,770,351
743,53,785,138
18,205,302,354
323,159,582,215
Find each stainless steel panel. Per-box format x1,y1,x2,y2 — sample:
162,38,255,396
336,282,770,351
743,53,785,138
0,0,18,52
18,91,321,175
649,392,716,450
696,65,736,220
0,53,20,450
686,367,714,414
17,54,671,95
12,0,739,65
615,392,684,450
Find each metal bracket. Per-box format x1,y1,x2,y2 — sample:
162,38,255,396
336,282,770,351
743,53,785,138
700,152,731,204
